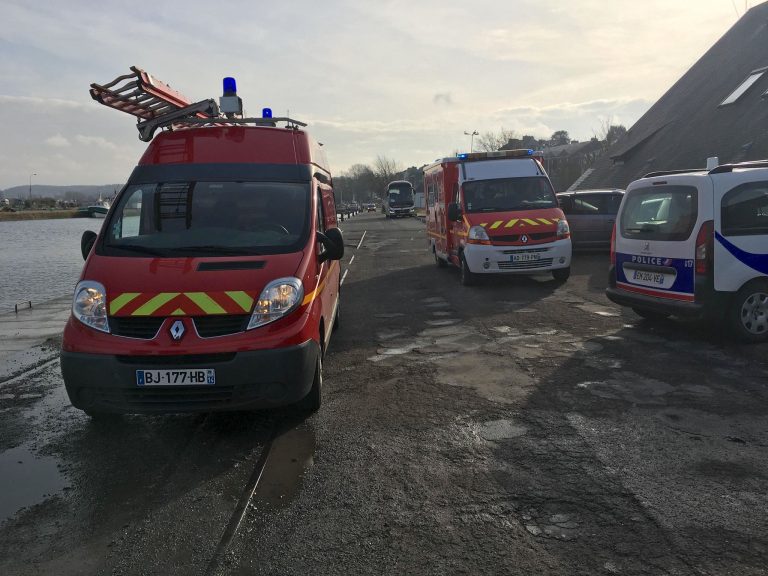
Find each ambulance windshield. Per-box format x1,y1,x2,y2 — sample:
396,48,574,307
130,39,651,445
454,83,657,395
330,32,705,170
462,176,556,213
102,181,310,257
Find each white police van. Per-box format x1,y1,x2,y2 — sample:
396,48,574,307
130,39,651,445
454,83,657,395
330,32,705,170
606,159,768,342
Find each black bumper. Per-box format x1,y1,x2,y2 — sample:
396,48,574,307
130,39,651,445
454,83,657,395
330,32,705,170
61,340,319,414
605,286,705,318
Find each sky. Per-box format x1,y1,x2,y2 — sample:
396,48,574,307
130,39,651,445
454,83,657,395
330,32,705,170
0,0,752,191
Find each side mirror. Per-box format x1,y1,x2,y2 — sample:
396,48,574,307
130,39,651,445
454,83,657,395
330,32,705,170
447,202,462,222
317,227,344,262
81,230,97,261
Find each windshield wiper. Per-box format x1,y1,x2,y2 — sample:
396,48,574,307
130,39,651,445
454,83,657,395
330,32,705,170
171,245,262,255
110,244,169,256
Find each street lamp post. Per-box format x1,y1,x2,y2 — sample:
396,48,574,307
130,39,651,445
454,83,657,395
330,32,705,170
28,172,37,201
464,130,479,153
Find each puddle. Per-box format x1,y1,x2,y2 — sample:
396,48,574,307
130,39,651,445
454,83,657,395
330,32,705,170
425,319,461,327
421,297,448,304
373,313,406,319
477,419,528,441
253,424,315,511
431,311,453,317
0,444,68,523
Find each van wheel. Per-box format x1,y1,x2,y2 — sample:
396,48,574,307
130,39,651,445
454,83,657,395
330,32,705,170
460,254,475,286
728,281,768,342
297,352,322,413
632,307,670,321
552,267,570,282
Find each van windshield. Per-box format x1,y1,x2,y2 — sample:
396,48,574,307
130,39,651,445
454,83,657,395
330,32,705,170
463,177,556,213
620,185,698,241
102,181,310,257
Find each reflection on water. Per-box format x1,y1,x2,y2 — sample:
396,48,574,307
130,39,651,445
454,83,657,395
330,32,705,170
0,218,101,312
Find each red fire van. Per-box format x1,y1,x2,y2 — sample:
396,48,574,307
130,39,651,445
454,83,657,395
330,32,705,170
61,73,343,416
425,149,571,285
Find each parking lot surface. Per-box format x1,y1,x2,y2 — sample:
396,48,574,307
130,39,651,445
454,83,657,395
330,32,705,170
0,212,766,575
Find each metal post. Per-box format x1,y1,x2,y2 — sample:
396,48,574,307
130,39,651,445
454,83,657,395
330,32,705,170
28,172,37,200
464,130,479,153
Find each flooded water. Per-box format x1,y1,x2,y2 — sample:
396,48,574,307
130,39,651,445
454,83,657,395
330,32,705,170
0,444,68,523
0,218,101,313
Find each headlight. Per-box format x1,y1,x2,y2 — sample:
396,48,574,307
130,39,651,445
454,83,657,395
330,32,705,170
557,219,571,238
468,226,490,242
247,277,304,330
72,281,109,333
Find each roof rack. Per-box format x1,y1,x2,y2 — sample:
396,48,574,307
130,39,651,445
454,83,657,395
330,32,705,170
709,160,768,173
90,66,306,142
642,168,707,178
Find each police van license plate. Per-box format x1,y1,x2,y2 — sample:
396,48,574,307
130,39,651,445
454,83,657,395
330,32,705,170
511,253,540,262
136,369,215,386
631,270,666,285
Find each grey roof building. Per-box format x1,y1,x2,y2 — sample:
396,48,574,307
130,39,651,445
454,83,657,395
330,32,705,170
577,1,768,190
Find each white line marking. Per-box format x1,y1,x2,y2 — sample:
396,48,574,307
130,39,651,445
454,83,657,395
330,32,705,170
341,268,350,285
349,255,355,266
356,231,367,250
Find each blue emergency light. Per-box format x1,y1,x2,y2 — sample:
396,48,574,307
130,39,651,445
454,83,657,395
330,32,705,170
223,77,237,95
262,108,273,119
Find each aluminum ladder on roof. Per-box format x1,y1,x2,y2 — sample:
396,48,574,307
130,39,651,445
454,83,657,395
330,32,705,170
89,66,219,141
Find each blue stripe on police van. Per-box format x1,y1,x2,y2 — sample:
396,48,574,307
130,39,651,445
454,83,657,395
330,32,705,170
715,232,768,275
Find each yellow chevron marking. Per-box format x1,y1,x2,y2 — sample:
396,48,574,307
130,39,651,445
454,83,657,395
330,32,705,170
480,223,487,227
302,261,338,306
186,292,227,315
132,293,180,316
522,219,540,226
490,221,503,229
226,291,254,313
538,218,552,225
504,219,519,228
110,293,141,315
171,308,186,316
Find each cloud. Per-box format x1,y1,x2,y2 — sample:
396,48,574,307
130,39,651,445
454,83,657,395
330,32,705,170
0,94,90,111
45,134,70,148
433,93,453,106
73,134,118,150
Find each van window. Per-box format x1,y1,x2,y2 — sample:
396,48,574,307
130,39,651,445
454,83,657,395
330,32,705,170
103,181,310,257
571,193,622,215
462,177,556,213
721,181,768,236
620,185,697,241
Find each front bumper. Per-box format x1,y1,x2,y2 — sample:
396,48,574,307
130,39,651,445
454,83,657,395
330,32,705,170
61,339,319,414
463,240,571,274
388,208,415,217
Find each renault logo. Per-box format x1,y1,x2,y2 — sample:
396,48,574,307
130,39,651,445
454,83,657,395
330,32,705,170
169,320,185,341
521,234,529,244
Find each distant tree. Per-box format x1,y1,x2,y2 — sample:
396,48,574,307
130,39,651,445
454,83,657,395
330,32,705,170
372,155,402,198
476,128,517,152
549,130,571,146
604,125,627,147
520,135,540,150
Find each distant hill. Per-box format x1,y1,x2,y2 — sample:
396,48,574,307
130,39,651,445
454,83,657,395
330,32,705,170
0,184,124,201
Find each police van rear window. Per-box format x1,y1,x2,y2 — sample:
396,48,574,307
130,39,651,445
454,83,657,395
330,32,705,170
620,185,698,241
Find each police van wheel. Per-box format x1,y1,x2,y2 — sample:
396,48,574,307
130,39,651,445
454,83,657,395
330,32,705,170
552,267,570,282
460,254,475,286
729,281,768,342
632,307,670,321
298,353,322,413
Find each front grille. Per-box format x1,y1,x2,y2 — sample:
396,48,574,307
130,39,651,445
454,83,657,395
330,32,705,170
116,353,237,365
498,258,554,270
492,232,557,244
502,248,551,255
194,315,249,338
110,317,165,339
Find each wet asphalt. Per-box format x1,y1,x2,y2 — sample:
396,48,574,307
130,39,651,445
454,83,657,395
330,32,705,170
0,212,766,575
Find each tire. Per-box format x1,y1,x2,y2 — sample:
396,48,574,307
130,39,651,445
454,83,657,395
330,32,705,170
434,247,447,268
460,254,475,286
552,267,571,282
632,307,670,321
728,281,768,342
297,352,322,413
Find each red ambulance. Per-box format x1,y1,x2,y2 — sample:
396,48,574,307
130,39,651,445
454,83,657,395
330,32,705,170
61,71,343,416
425,149,572,285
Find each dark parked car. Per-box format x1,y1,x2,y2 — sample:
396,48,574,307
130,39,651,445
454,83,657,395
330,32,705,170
556,189,624,248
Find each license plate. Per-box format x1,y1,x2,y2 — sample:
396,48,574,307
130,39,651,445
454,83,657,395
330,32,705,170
632,270,666,285
511,253,540,262
136,369,215,386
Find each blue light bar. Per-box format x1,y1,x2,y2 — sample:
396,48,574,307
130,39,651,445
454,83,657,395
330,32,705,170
222,77,237,95
262,107,273,119
457,153,469,159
